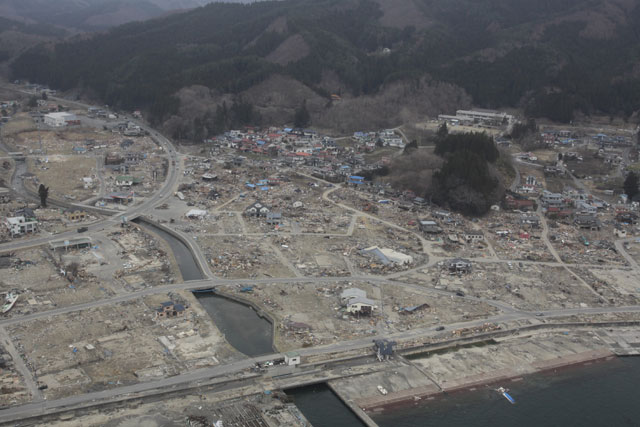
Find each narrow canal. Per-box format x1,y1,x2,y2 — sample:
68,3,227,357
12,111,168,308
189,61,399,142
133,218,203,281
193,291,274,357
138,218,359,422
134,218,274,357
286,384,366,427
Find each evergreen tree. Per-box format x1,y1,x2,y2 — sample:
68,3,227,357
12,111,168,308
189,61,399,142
403,140,418,154
624,172,639,201
294,100,310,128
38,184,49,207
436,122,448,139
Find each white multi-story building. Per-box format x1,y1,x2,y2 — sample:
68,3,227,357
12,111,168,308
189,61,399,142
44,112,77,127
456,109,513,125
5,216,38,236
384,137,405,148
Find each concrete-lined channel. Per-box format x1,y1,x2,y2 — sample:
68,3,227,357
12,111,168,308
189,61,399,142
133,218,204,281
137,218,368,425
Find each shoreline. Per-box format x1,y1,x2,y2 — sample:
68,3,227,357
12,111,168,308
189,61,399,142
359,348,617,414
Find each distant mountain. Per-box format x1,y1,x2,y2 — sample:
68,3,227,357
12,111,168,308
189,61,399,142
0,0,254,31
10,0,640,134
0,16,66,77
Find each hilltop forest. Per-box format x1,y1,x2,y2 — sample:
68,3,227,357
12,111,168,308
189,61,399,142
10,0,640,135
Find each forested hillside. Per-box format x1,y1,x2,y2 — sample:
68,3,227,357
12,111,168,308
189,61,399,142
0,0,236,31
0,17,66,75
11,0,640,133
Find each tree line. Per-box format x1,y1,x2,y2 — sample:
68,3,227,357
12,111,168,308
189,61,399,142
10,0,640,127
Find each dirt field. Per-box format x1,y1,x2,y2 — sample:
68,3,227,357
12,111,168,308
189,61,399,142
27,155,97,201
219,280,497,352
400,262,617,311
0,113,36,136
6,129,116,155
7,292,233,400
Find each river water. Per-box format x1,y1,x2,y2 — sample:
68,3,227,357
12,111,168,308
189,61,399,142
193,291,274,357
286,384,366,427
136,219,274,357
136,218,640,427
133,218,203,281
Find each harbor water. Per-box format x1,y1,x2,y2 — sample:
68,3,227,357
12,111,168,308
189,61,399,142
373,356,640,427
135,217,640,427
286,384,366,427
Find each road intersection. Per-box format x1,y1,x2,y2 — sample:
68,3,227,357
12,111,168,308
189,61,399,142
0,85,639,423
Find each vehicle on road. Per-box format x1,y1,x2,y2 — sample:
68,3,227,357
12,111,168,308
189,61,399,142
77,227,88,233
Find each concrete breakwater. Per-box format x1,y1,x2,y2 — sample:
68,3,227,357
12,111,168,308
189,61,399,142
356,348,616,413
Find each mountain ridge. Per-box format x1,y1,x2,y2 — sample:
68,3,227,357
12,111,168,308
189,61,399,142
10,0,640,135
0,0,255,31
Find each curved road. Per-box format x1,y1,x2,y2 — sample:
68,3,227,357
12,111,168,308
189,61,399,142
0,84,639,423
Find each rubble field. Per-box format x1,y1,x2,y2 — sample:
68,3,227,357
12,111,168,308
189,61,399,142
0,225,179,316
585,267,640,297
625,240,640,265
103,224,179,287
328,187,424,229
548,220,627,265
479,213,555,262
270,234,350,276
403,263,616,311
0,247,119,316
31,390,310,427
198,235,295,279
218,280,497,352
7,292,233,401
570,267,639,306
0,346,31,407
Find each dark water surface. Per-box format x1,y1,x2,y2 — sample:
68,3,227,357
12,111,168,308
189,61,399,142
288,357,640,427
287,383,366,427
137,219,273,357
193,291,274,357
374,356,640,427
134,219,203,281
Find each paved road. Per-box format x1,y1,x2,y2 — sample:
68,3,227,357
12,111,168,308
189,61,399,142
0,90,181,254
615,237,640,270
537,204,562,263
0,327,42,403
1,84,639,423
0,274,526,329
1,304,640,423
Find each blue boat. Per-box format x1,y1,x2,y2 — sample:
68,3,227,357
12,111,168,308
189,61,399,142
497,387,516,404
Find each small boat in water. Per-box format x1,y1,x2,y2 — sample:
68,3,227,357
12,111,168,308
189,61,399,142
496,386,516,404
2,293,18,314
